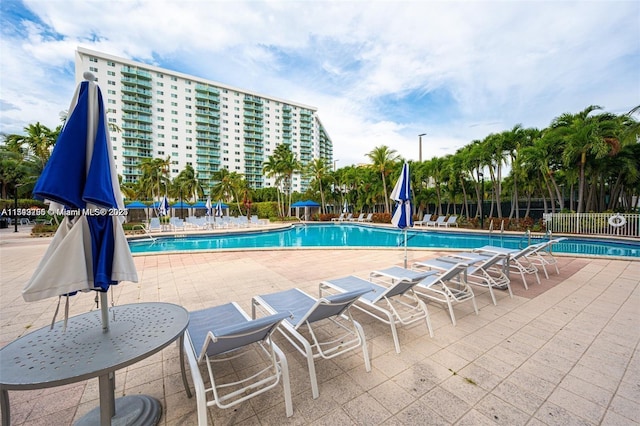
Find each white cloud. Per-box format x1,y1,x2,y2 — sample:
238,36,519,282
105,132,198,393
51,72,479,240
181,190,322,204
1,0,638,167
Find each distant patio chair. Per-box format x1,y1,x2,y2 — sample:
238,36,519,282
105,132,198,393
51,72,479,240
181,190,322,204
350,213,364,222
426,216,446,227
414,214,432,226
438,216,458,227
331,213,345,222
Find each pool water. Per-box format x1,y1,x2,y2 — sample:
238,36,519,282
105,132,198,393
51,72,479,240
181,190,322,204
128,223,640,258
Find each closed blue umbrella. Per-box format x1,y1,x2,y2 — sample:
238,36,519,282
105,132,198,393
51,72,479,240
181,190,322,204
23,72,138,328
390,162,413,268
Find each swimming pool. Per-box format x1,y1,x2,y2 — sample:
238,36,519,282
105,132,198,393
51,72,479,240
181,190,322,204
128,223,640,258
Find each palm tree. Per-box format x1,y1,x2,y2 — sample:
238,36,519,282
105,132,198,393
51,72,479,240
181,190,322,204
173,164,203,202
4,122,60,165
265,144,301,217
305,158,330,213
211,168,246,211
550,105,614,213
138,157,170,201
366,145,400,213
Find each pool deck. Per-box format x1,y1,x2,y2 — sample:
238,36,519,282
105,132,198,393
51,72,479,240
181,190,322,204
1,225,638,425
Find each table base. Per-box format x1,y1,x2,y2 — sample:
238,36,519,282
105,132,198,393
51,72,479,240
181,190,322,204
75,395,162,426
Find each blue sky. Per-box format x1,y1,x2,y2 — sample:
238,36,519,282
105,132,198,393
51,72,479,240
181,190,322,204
1,0,638,167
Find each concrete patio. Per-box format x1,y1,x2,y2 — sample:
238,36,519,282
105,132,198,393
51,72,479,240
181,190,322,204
1,226,638,425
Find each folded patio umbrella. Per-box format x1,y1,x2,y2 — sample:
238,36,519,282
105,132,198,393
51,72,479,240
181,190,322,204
23,73,138,328
390,162,413,268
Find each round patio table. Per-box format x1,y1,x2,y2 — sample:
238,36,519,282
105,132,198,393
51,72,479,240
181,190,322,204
0,302,189,426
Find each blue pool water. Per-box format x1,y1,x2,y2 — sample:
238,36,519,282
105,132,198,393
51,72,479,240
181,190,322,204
128,223,640,258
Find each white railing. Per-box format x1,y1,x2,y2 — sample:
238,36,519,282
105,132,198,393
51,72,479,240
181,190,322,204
543,213,639,238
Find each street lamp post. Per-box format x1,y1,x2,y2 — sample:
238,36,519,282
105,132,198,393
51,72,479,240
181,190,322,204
13,183,23,233
478,172,484,229
180,189,184,219
418,133,426,162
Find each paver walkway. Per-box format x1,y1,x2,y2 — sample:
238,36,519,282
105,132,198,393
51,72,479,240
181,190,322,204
1,227,638,425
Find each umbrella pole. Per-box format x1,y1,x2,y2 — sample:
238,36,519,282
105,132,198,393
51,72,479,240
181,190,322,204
100,292,110,331
403,229,408,269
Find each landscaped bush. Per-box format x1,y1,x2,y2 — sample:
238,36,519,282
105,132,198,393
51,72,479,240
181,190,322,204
372,213,391,223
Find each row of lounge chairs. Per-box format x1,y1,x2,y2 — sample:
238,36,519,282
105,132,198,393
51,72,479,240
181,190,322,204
147,215,266,232
331,212,374,222
415,214,459,227
181,237,566,424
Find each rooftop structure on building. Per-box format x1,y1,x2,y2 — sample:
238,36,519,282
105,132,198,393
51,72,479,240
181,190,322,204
75,47,333,192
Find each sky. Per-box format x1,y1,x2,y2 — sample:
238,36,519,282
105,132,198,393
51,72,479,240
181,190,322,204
1,0,639,167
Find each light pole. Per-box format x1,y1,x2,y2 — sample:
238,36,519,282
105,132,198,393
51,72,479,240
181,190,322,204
13,183,23,233
478,172,484,229
418,133,426,162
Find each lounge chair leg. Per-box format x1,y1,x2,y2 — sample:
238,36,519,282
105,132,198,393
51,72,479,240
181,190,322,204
303,341,319,399
273,343,293,417
179,333,192,398
446,299,456,326
419,300,434,338
353,320,372,372
387,312,401,354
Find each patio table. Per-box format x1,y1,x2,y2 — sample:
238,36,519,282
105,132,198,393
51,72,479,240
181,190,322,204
0,302,189,426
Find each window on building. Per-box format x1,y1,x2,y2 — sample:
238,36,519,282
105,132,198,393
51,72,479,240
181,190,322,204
171,85,177,90
158,150,165,155
107,61,115,66
89,57,98,63
108,80,115,86
157,90,164,95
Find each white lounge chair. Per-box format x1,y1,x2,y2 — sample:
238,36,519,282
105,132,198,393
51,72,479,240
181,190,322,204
358,213,373,222
350,213,364,222
427,252,512,305
170,217,186,231
411,261,478,326
331,213,345,222
148,217,162,232
183,303,293,423
320,272,433,354
414,214,432,226
525,237,567,278
438,216,458,227
252,287,371,399
473,243,541,289
426,216,446,227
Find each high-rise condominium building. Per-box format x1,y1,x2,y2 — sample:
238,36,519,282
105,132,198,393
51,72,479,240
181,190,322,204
75,47,333,192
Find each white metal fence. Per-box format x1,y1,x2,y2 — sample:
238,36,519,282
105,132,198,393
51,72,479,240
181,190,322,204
543,213,639,238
